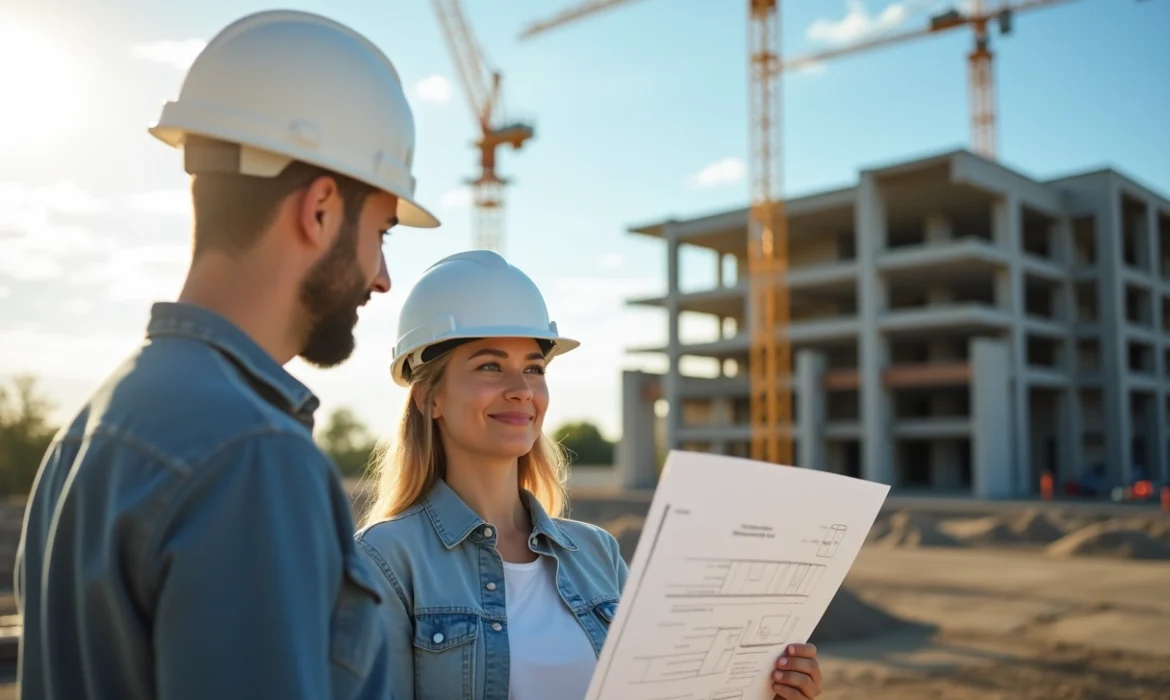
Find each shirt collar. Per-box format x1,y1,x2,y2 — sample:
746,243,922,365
422,478,577,552
145,302,320,424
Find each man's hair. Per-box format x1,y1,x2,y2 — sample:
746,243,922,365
190,151,376,258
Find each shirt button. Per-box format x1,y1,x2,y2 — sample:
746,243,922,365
433,633,444,644
483,527,494,538
492,622,503,632
486,582,497,591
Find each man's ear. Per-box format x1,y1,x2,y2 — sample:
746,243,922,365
297,175,342,250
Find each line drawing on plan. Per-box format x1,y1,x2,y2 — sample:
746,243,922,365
816,524,848,559
664,558,828,599
626,625,744,684
740,613,800,648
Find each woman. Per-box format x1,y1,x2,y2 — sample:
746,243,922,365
354,250,823,700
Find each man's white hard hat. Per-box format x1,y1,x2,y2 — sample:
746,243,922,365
148,9,439,228
391,250,580,387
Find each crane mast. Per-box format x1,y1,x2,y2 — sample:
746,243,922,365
432,0,533,252
748,0,790,466
519,0,793,465
780,0,1090,160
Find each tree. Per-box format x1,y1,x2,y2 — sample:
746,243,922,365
316,407,378,478
0,374,59,496
553,420,615,467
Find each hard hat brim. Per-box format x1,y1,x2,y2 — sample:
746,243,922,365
148,120,441,229
390,329,581,387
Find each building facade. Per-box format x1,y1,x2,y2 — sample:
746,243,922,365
617,150,1170,498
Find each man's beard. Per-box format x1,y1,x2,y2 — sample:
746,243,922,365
297,217,370,368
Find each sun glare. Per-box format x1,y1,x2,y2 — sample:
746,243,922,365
0,21,83,156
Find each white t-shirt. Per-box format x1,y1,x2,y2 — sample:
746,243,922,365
503,555,598,700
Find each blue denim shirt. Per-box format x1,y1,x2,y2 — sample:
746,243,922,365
14,302,393,700
354,479,629,700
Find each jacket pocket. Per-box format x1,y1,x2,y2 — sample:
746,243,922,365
330,554,385,679
412,612,479,699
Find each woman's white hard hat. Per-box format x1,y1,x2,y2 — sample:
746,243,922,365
391,250,580,386
148,9,439,229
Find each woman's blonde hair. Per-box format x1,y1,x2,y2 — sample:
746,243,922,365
359,349,569,529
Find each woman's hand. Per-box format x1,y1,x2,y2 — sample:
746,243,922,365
771,642,822,699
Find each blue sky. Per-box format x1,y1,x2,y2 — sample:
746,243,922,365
2,0,1167,442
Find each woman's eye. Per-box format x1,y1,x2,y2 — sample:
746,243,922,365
525,366,546,375
477,362,501,372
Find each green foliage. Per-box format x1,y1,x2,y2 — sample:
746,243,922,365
316,407,378,478
0,374,58,496
553,420,615,467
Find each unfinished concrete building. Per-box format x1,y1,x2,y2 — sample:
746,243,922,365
617,149,1170,498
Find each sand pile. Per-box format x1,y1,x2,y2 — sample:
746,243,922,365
942,508,1066,546
809,586,931,644
1046,520,1170,560
1011,509,1067,542
871,511,962,549
604,515,645,563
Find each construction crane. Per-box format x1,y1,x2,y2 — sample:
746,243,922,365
519,0,792,466
781,0,1088,160
432,0,533,253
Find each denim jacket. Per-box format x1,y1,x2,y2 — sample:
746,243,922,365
14,302,393,700
354,479,629,700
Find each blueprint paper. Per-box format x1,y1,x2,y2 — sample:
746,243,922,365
587,450,891,700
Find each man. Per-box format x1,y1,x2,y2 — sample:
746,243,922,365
14,10,438,699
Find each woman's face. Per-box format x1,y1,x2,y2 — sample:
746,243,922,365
430,337,549,461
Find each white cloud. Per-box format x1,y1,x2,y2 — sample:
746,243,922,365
0,328,142,382
687,157,745,189
61,299,91,315
807,0,911,47
440,187,473,209
600,253,623,270
794,60,828,76
0,285,10,299
131,39,207,71
0,181,113,281
414,74,452,104
125,189,190,216
73,244,190,302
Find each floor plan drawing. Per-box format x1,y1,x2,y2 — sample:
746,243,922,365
585,451,890,700
816,524,849,559
665,557,828,599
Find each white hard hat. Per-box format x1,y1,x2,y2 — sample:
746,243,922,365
148,10,439,229
391,250,579,386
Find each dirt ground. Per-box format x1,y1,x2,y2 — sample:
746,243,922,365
817,546,1170,699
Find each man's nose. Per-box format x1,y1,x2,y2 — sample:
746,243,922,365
371,250,391,294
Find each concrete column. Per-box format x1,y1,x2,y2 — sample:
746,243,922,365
930,441,965,491
857,172,894,485
1099,179,1130,486
924,213,952,243
971,338,1014,498
1143,393,1161,480
1159,391,1170,483
617,371,659,489
1056,389,1080,485
993,195,1029,495
664,230,682,454
796,350,827,469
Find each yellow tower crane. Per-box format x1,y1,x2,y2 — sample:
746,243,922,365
433,0,534,253
782,0,1093,160
519,0,792,466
